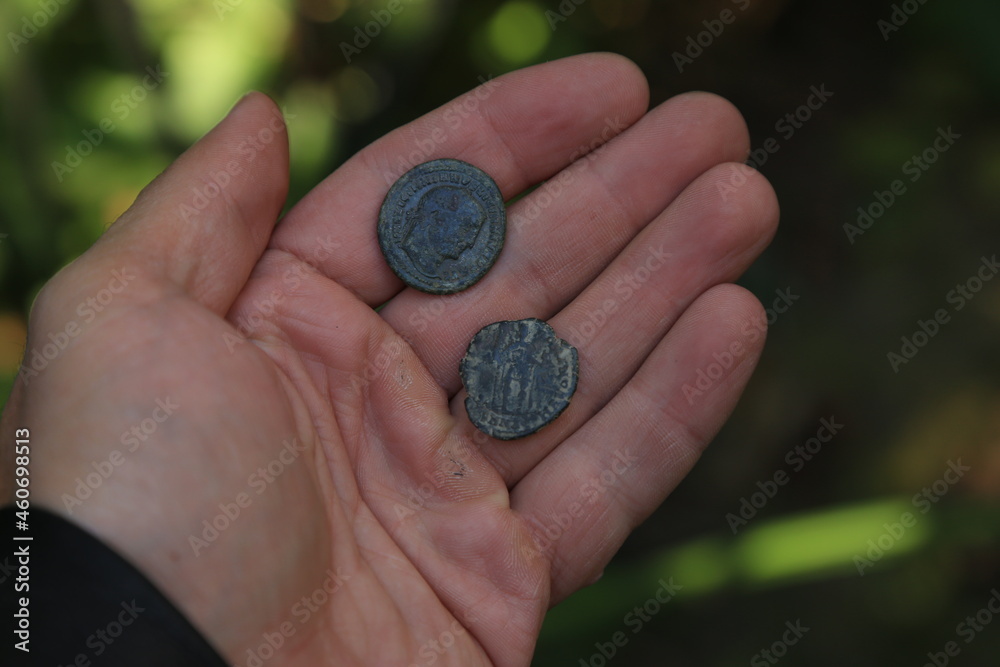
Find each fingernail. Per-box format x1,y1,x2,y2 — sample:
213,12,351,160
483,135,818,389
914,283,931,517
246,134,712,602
230,91,257,114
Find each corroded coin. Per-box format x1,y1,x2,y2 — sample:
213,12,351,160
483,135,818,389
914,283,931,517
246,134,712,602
377,158,505,294
460,318,579,440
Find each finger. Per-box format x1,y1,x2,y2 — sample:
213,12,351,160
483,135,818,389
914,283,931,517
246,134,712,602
380,92,752,392
452,163,778,485
62,92,289,315
510,285,767,602
269,52,649,304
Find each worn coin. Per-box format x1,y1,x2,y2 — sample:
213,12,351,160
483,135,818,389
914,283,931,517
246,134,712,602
460,318,579,440
377,158,505,294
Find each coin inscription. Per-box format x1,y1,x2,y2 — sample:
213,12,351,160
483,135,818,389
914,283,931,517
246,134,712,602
378,159,505,294
460,318,579,440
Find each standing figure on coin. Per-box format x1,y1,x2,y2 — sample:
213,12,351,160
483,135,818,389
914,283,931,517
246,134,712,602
499,343,537,415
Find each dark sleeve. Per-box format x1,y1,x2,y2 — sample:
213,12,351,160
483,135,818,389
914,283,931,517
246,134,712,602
2,505,228,667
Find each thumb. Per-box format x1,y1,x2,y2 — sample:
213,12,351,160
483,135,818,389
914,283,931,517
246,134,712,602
85,91,290,315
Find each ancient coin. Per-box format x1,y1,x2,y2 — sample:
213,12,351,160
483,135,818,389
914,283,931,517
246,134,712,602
460,318,579,440
377,158,506,294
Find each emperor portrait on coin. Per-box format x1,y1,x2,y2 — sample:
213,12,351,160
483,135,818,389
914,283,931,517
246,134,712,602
377,158,506,295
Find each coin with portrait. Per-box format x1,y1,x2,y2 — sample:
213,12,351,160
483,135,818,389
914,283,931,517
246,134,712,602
378,159,506,294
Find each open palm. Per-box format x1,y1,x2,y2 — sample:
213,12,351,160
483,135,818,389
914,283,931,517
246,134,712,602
7,54,777,666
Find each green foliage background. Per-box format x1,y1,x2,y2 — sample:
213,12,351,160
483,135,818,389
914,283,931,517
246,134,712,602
2,0,999,664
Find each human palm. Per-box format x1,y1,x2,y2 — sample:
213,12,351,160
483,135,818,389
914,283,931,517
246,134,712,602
3,54,777,666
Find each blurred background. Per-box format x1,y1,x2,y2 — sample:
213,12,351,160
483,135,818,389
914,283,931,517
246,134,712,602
2,0,999,664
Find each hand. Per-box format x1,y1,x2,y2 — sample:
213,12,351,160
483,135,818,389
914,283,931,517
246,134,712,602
2,53,777,666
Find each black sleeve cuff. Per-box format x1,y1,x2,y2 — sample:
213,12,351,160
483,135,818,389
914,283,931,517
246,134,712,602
2,505,227,667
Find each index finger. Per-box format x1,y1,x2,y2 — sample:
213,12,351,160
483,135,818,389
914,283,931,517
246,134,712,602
269,53,650,305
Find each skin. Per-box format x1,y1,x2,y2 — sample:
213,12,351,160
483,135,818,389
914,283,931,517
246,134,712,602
1,53,778,666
